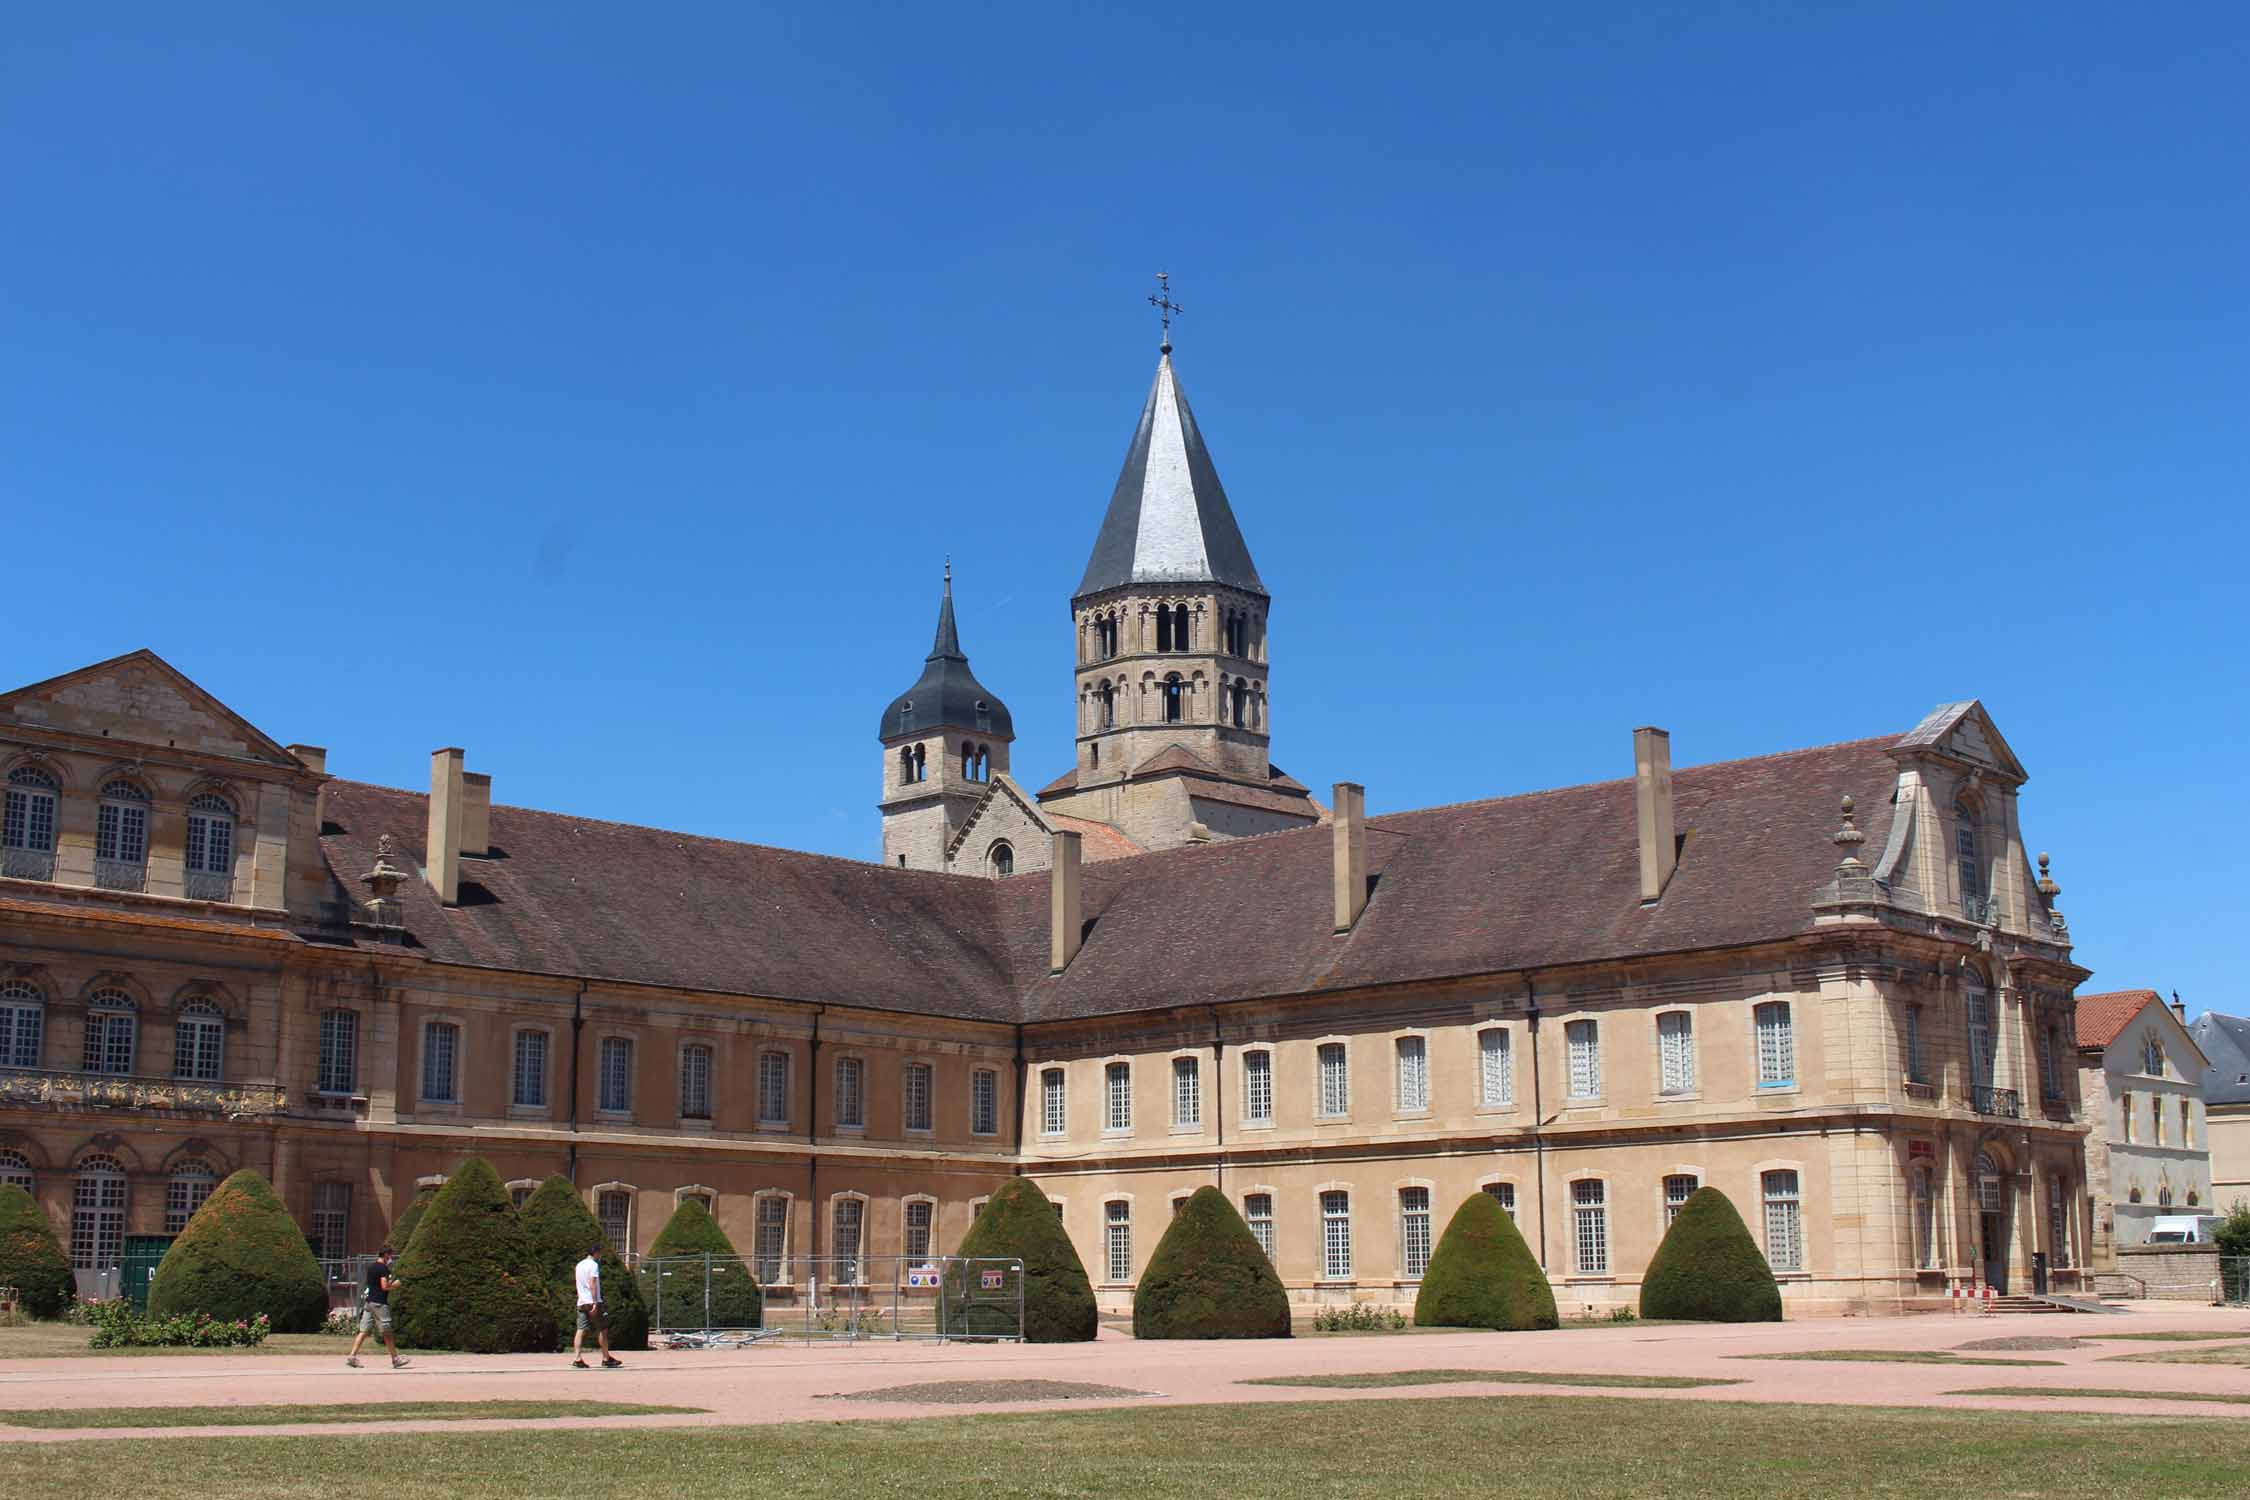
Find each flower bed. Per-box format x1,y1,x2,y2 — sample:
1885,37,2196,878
83,1298,270,1349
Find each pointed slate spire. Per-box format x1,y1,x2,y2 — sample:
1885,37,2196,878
1075,353,1265,599
879,564,1013,741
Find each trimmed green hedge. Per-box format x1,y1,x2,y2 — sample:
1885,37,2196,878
0,1183,74,1318
1639,1187,1782,1322
1413,1189,1557,1331
520,1177,649,1350
388,1186,437,1254
146,1170,328,1333
1133,1186,1290,1339
945,1178,1095,1343
639,1197,761,1331
390,1158,559,1352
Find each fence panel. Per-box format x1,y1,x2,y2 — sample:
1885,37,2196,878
644,1253,1024,1345
2223,1256,2249,1307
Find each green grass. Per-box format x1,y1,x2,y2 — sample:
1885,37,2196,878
0,1396,2241,1498
2104,1342,2250,1368
0,1402,703,1430
2083,1330,2250,1343
0,1324,354,1360
1950,1386,2250,1407
1733,1349,2062,1368
1242,1368,1736,1390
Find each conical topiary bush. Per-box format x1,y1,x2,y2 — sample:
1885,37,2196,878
390,1157,559,1352
945,1178,1095,1343
1133,1186,1290,1339
1638,1186,1782,1322
1413,1189,1557,1331
638,1196,761,1332
519,1176,648,1350
0,1183,74,1318
388,1185,437,1253
146,1169,329,1332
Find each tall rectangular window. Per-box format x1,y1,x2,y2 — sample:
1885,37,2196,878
1320,1190,1353,1279
2121,1089,2135,1142
757,1050,789,1125
1394,1036,1429,1112
420,1021,459,1103
904,1199,934,1260
1399,1187,1432,1279
1762,1170,1802,1272
1172,1056,1201,1127
903,1061,934,1132
598,1036,634,1114
2153,1095,2165,1146
173,1003,224,1082
597,1190,631,1257
310,1182,350,1261
512,1029,548,1108
971,1068,999,1135
1566,1020,1601,1100
1572,1179,1608,1274
753,1196,788,1283
1244,1193,1274,1261
1663,1174,1699,1227
1105,1200,1132,1283
2047,1179,2072,1269
167,1167,217,1236
1041,1067,1066,1135
71,1163,126,1270
1657,1012,1695,1095
1478,1028,1512,1107
1754,1002,1795,1088
1912,1169,1937,1268
317,1009,357,1095
1317,1042,1350,1118
2037,1025,2057,1098
1966,991,1994,1090
1105,1061,1132,1133
679,1043,713,1120
2181,1098,2193,1150
1904,1004,1925,1084
832,1198,864,1284
833,1056,865,1129
1483,1181,1516,1221
1243,1050,1273,1124
0,986,43,1070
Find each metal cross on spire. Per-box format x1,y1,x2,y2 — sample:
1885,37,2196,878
1147,271,1183,354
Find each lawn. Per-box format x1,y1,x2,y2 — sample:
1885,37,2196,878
1950,1386,2250,1407
1731,1350,2061,1368
0,1401,702,1430
0,1396,2241,1498
1242,1368,1735,1390
2084,1331,2250,1343
0,1324,354,1360
2105,1342,2250,1368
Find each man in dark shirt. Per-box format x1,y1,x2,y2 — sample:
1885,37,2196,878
345,1245,409,1369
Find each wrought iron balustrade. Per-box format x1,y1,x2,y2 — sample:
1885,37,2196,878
1970,1084,2021,1118
93,857,147,893
1959,893,2000,925
183,871,234,903
0,1066,285,1118
1,847,55,882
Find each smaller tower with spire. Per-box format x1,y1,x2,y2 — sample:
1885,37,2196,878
877,566,1015,870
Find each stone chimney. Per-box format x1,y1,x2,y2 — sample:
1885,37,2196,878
287,744,328,774
461,772,492,858
2173,991,2187,1022
426,748,464,905
1634,727,1676,903
1332,781,1368,932
1049,830,1083,973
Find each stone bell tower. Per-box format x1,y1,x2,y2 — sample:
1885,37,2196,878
877,568,1014,870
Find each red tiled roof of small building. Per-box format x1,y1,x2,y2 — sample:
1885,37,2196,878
2075,990,2163,1050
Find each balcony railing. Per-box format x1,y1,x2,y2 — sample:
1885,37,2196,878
1902,1078,1937,1102
0,1067,285,1118
1,847,55,882
184,871,234,903
93,857,147,893
1970,1084,2021,1119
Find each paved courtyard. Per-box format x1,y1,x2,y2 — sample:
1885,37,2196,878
1,1303,2244,1440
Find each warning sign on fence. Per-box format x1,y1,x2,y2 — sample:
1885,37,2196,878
906,1264,941,1288
980,1269,1005,1290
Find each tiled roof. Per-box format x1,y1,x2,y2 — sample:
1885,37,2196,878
1076,353,1264,598
317,734,1903,1025
2075,990,2162,1050
2191,1014,2250,1105
1045,815,1143,863
1036,768,1079,797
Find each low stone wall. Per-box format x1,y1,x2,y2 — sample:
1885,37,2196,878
2112,1243,2221,1301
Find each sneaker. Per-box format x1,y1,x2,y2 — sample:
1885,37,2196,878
345,1356,362,1368
601,1356,623,1368
391,1357,410,1369
572,1358,590,1369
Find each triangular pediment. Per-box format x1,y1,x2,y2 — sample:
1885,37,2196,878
0,650,307,769
944,773,1054,863
1892,699,2026,783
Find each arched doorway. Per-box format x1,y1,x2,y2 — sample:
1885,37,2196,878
1975,1148,2012,1293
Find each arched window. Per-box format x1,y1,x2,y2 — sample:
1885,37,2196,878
95,780,151,891
897,697,916,732
82,990,136,1075
166,1159,218,1233
1155,606,1174,654
975,699,993,733
185,793,236,901
898,745,915,785
1163,674,1184,724
988,841,1014,878
962,741,975,780
1229,680,1247,728
1098,681,1116,729
71,1154,127,1270
173,997,225,1082
2,766,59,881
0,1149,33,1195
0,979,45,1069
1251,686,1264,730
911,743,927,783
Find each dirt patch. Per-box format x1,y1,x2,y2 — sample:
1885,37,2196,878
822,1379,1155,1404
1954,1336,2087,1352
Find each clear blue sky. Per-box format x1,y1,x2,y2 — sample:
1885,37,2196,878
4,7,2243,1013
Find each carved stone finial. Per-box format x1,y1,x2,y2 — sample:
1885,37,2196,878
360,837,408,921
1832,794,1867,872
2036,850,2066,933
376,833,395,858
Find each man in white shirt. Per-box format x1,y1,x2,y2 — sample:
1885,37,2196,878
571,1243,623,1369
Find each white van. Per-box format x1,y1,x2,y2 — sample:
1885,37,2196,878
2145,1215,2225,1244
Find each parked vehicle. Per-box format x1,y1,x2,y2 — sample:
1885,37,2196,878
2146,1215,2225,1244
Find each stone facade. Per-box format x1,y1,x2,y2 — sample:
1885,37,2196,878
2075,991,2213,1261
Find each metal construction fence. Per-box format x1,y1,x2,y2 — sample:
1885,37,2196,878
2223,1257,2250,1307
639,1253,1026,1345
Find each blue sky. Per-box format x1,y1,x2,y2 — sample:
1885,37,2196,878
3,7,2243,1013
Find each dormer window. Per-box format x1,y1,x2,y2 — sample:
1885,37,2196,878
975,699,992,732
1954,798,1983,915
3,766,59,882
897,698,916,732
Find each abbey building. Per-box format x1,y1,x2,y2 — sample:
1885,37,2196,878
0,339,2095,1315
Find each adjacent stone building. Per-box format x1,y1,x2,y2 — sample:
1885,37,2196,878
0,338,2098,1314
2074,990,2213,1260
2187,1011,2250,1215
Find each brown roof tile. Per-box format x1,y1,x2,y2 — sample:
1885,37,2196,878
1045,815,1144,863
2075,990,2162,1049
